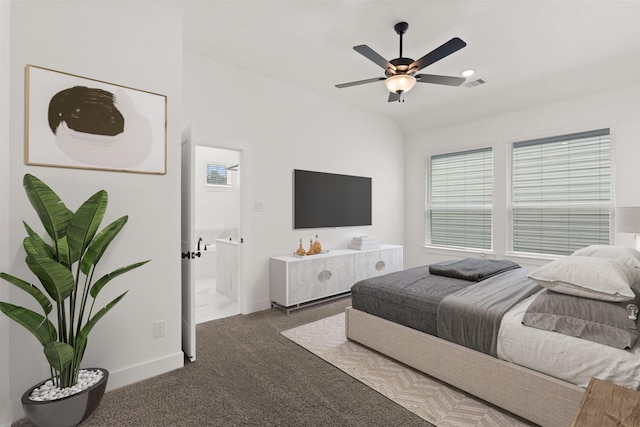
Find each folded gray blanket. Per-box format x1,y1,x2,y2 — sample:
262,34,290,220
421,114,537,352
428,258,520,282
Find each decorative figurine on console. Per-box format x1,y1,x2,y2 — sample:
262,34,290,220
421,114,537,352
306,238,315,255
312,234,322,254
295,238,307,256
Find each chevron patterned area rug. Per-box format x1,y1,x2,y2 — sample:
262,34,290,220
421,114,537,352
281,313,533,427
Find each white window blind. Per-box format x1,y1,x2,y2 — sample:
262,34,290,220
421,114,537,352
426,147,493,250
510,128,612,256
206,163,228,186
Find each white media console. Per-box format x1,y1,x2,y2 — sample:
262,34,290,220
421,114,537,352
270,244,403,313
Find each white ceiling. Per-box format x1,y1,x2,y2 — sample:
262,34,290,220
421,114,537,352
182,0,640,134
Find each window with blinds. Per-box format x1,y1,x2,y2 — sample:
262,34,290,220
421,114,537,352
206,163,229,186
426,147,493,250
510,128,612,256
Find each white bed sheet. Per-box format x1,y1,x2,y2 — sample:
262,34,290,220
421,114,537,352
497,291,640,390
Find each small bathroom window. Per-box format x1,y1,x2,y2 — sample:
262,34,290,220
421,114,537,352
206,163,230,187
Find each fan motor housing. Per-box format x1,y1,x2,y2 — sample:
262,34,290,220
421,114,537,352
386,57,415,77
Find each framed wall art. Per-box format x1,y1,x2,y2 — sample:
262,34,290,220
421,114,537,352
25,64,167,174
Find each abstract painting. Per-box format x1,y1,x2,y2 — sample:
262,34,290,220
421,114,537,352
25,64,167,174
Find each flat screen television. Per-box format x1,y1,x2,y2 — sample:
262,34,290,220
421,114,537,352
293,169,372,229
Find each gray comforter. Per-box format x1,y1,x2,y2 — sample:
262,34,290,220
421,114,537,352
437,267,541,357
351,261,541,357
351,265,474,336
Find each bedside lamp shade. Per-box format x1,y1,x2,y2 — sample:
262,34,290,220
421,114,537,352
616,207,640,250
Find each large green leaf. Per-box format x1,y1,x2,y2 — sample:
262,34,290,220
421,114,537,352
55,236,70,268
0,273,52,315
80,216,128,275
23,174,72,244
44,341,74,372
23,222,54,258
26,254,74,302
74,291,128,367
89,261,150,299
67,190,108,265
0,302,56,346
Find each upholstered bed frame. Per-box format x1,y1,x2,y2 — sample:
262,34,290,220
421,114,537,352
345,306,584,427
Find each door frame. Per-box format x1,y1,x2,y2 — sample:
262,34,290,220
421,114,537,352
181,126,248,362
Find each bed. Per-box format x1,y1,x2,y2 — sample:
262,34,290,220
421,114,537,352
345,248,640,427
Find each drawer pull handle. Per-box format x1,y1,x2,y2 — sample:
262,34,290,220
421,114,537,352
375,260,386,271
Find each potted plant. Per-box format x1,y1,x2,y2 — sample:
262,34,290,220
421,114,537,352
0,174,149,426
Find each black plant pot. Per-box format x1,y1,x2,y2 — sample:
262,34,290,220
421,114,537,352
21,368,108,427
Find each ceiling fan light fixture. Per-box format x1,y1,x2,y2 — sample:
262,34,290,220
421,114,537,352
335,22,467,102
385,74,416,94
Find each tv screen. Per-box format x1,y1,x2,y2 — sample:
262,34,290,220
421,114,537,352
294,169,372,229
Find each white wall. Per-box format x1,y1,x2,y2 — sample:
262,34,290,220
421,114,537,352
183,50,405,313
404,85,640,270
6,1,183,421
0,1,11,425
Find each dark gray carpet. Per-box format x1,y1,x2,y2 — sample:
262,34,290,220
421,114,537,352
13,298,434,426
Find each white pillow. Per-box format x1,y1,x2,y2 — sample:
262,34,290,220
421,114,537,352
528,256,637,302
572,245,640,281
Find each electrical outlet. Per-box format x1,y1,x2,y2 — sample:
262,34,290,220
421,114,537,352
153,320,165,338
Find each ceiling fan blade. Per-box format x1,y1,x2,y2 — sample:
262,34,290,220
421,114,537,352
388,92,401,103
416,74,466,86
410,37,466,72
335,77,386,89
353,45,396,71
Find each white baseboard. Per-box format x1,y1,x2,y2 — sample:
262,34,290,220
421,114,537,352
244,298,271,314
11,351,184,422
0,398,10,427
106,351,184,392
10,399,21,424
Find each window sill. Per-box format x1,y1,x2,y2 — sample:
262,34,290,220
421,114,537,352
503,251,563,267
422,245,496,259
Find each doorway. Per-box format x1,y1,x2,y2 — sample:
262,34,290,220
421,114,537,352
193,146,241,324
181,129,244,362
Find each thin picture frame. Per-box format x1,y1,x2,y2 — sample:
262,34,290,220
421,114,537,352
25,64,167,174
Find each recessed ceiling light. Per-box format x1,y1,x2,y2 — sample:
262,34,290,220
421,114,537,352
461,69,475,78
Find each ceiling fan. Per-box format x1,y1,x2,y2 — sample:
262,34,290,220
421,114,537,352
335,22,467,102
